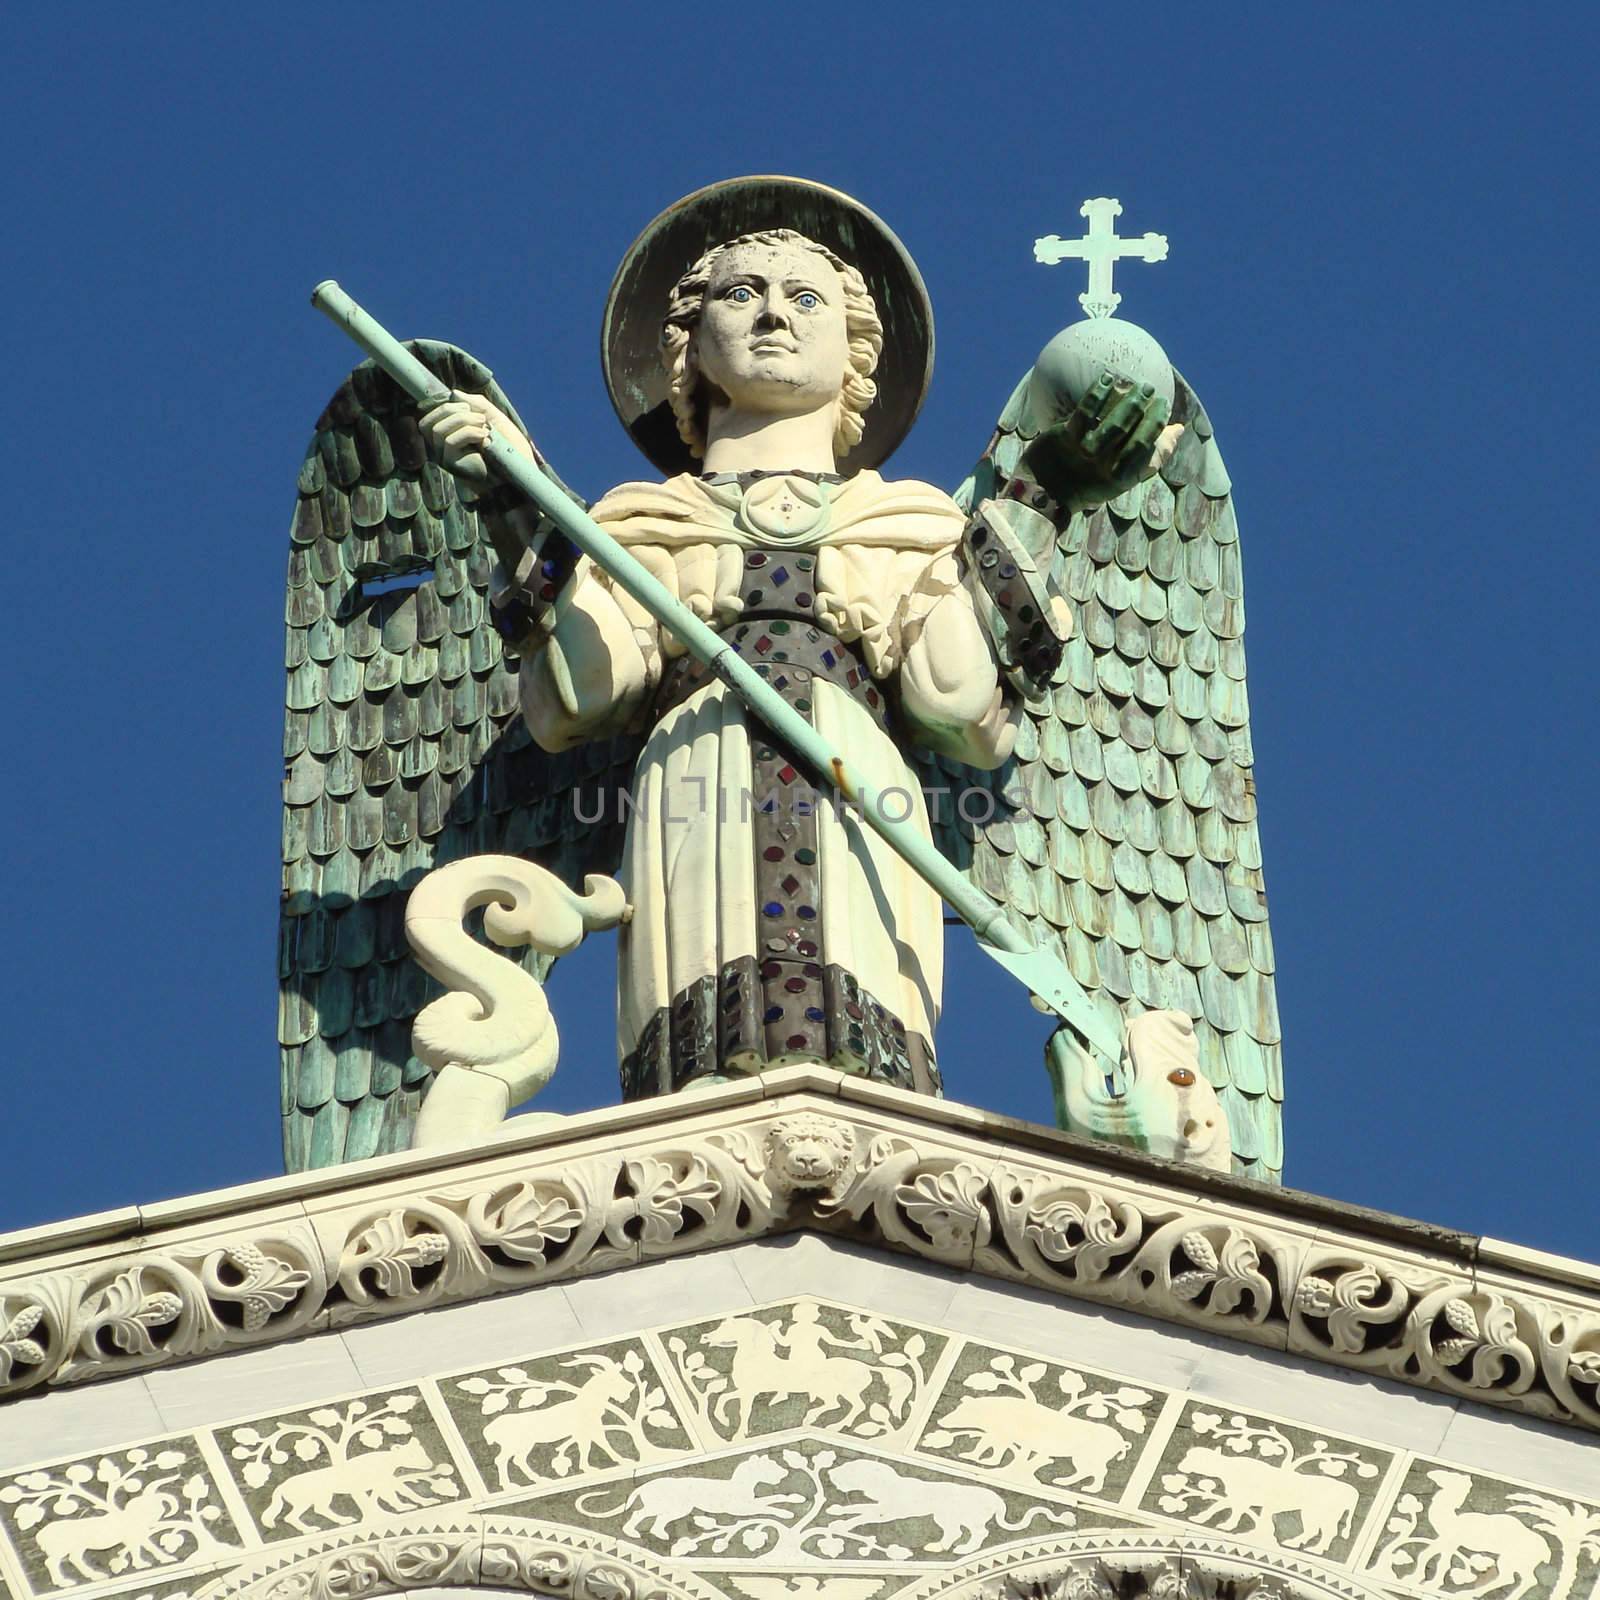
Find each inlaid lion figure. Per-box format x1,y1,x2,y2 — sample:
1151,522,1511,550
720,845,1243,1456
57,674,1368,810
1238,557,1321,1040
765,1114,856,1193
825,1459,1073,1554
577,1456,802,1540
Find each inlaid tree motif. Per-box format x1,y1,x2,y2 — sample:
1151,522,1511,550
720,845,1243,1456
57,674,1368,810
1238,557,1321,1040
226,1393,459,1537
1150,1410,1381,1559
666,1300,938,1441
0,1445,238,1592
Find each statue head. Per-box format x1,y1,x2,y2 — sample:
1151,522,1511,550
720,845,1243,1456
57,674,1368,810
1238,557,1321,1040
604,178,931,476
660,229,883,462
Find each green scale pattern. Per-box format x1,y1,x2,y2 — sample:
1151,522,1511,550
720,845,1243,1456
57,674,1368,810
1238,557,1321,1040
924,367,1283,1182
280,349,1282,1185
278,345,639,1171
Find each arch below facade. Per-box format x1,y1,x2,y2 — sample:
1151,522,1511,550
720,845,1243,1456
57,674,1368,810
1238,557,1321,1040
193,1518,1391,1600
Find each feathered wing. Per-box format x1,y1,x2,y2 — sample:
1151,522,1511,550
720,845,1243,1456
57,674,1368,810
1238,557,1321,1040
933,368,1283,1182
280,344,639,1170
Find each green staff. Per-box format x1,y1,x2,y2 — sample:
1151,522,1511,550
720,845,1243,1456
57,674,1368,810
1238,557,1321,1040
311,280,1123,1063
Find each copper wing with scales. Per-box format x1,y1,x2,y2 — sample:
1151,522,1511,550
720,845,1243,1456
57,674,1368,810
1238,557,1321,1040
926,368,1283,1182
279,344,639,1171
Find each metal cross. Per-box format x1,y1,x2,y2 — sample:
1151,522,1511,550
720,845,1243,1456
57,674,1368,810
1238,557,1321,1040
1034,198,1168,319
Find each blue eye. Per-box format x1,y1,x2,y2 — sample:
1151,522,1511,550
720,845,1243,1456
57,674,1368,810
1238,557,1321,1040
796,292,819,310
728,286,753,303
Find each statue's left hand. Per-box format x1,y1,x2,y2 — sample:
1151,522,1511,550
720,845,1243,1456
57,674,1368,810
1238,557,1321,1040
418,390,536,489
1023,371,1183,511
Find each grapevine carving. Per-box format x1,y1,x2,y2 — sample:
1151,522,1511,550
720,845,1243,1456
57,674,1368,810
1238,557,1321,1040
0,1102,1596,1438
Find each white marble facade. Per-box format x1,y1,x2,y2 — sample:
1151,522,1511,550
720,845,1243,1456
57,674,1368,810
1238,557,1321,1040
1,1076,1597,1600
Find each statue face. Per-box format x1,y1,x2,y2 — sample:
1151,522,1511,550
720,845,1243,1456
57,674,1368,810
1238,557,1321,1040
691,239,851,418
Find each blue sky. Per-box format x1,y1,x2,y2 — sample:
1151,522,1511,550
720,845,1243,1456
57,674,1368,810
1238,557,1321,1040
1,8,1594,1258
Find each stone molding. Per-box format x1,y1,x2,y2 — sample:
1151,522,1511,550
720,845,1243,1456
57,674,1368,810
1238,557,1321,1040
1,1073,1597,1436
911,1531,1393,1599
194,1518,727,1600
189,1520,1388,1600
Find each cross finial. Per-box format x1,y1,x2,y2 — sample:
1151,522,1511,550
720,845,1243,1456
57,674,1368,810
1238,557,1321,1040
1034,198,1168,319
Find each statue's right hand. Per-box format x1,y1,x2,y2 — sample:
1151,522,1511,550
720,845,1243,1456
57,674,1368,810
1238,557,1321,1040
418,390,535,488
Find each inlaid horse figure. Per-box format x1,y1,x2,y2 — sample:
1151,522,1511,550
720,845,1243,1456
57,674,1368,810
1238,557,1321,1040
701,1314,909,1435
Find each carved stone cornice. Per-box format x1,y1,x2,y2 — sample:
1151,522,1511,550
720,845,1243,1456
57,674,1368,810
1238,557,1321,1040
2,1070,1597,1437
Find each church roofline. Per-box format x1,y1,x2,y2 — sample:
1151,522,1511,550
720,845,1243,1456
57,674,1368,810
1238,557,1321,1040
2,1066,1596,1435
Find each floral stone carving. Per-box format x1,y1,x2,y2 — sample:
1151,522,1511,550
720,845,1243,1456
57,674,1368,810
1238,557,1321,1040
2,1088,1598,1448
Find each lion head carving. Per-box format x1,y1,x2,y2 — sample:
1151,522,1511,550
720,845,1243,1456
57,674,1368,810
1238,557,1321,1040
763,1114,856,1194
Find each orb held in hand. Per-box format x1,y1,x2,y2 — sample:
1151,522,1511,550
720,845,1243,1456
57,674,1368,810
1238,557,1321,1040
1029,317,1176,424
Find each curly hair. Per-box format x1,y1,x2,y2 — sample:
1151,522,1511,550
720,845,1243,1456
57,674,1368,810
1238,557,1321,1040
660,229,882,461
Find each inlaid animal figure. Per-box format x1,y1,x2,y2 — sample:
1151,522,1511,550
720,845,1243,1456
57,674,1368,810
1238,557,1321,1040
481,1357,636,1485
825,1459,1072,1556
701,1314,909,1434
36,1480,181,1585
935,1391,1128,1492
1176,1445,1357,1555
577,1456,802,1541
1412,1470,1551,1600
261,1437,440,1534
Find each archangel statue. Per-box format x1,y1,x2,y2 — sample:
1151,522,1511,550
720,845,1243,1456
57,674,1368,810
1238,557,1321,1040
280,178,1282,1181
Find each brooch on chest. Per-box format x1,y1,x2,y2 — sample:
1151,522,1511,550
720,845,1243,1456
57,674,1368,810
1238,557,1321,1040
738,474,834,544
703,472,835,546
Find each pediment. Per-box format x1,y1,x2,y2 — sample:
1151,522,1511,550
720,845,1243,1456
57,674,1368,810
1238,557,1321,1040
2,1073,1595,1439
2,1074,1599,1600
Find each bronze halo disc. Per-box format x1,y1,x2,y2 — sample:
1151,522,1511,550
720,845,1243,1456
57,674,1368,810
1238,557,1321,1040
601,175,934,478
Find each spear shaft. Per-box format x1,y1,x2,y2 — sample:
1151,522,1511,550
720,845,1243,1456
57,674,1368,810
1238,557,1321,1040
311,280,1124,1062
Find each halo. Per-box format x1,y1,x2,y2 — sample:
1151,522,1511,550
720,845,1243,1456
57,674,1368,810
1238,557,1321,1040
601,176,934,477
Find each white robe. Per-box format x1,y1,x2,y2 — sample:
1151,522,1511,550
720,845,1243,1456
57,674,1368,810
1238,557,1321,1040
518,470,1016,1086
